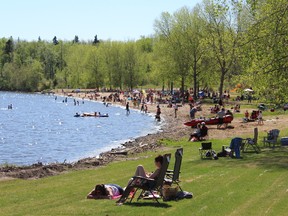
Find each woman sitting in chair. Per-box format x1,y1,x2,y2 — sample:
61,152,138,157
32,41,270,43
116,155,164,205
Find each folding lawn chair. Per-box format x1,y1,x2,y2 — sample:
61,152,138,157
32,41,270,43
165,148,183,191
128,153,171,203
263,129,280,148
199,142,213,159
242,128,261,153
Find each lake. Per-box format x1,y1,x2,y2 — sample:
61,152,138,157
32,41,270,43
0,92,161,166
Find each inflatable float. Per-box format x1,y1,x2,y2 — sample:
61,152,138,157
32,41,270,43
74,113,109,117
184,115,233,127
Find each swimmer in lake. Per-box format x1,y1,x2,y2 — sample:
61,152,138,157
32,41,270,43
126,102,130,115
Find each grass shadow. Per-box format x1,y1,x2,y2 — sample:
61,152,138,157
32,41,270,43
249,147,288,169
187,146,288,170
125,201,172,208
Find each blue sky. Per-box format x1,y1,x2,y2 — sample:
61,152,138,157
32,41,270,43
0,0,201,41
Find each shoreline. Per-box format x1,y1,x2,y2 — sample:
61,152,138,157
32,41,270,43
2,90,287,180
0,91,187,180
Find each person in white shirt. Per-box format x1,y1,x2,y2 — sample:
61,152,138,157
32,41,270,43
258,110,263,125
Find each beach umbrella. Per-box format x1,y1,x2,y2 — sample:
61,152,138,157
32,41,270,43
133,90,140,94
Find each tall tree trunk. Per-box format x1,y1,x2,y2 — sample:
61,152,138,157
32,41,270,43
219,68,226,97
130,70,133,91
181,76,185,101
193,57,197,100
170,81,173,94
119,81,122,91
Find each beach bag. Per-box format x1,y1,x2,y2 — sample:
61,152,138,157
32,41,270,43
175,191,193,200
247,138,254,144
162,185,179,201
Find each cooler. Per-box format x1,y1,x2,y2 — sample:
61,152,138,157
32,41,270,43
280,137,288,146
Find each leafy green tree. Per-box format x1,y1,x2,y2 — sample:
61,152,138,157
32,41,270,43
52,36,59,45
2,37,14,64
73,35,79,44
101,41,114,89
64,45,89,88
152,36,176,91
39,44,59,80
0,38,7,79
136,36,154,88
110,42,125,89
154,7,205,96
86,46,104,89
243,0,288,103
200,0,242,96
93,35,100,45
123,41,139,90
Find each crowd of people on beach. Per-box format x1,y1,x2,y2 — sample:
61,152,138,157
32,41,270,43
56,87,268,129
58,89,166,121
57,87,266,145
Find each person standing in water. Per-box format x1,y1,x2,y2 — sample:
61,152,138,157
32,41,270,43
140,103,145,112
126,102,130,115
156,105,161,121
144,104,148,114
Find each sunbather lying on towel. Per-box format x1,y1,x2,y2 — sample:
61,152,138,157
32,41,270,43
87,184,123,199
116,155,164,205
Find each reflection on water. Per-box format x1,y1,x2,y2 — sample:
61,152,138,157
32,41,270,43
0,92,161,165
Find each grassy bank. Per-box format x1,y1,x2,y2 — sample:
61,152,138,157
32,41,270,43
1,135,288,215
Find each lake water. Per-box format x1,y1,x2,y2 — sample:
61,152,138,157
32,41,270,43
0,92,161,166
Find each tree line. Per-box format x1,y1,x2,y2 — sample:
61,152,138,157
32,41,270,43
0,0,287,103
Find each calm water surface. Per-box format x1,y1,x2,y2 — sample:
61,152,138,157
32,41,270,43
0,92,161,165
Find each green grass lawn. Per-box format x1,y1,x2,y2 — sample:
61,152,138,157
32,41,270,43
1,136,288,215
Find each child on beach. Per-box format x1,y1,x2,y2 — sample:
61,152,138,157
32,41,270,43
258,110,263,125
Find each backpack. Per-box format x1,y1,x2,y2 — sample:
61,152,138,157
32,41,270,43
175,191,193,200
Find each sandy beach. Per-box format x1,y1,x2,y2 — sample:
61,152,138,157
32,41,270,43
1,90,287,180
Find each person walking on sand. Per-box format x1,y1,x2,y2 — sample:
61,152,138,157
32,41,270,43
217,108,226,129
126,102,130,115
258,110,263,125
190,105,197,120
173,103,178,118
